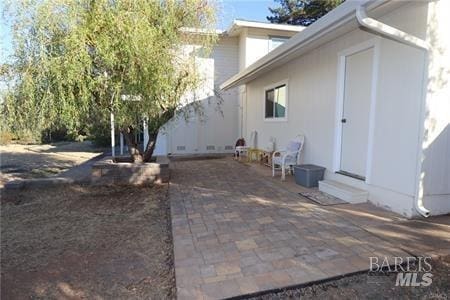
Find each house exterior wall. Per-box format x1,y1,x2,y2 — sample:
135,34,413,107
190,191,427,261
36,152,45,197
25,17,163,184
155,36,239,155
236,28,300,138
154,25,300,155
238,29,247,71
419,0,450,215
243,2,436,217
240,28,299,70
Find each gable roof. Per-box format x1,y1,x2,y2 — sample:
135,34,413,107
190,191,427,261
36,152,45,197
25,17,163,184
220,0,401,90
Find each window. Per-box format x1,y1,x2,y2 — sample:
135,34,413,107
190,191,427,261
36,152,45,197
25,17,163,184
265,84,287,120
269,36,289,51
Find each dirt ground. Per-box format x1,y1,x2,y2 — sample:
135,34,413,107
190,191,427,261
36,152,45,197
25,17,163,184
0,141,106,185
1,184,175,299
251,256,450,300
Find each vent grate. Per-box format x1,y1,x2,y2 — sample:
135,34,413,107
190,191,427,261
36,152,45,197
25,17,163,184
176,146,186,151
225,145,234,150
206,145,215,150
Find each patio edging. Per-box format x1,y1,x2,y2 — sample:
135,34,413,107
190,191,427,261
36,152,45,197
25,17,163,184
224,259,424,300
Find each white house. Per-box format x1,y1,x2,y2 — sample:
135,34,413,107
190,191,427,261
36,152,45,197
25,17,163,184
153,20,303,156
221,0,450,218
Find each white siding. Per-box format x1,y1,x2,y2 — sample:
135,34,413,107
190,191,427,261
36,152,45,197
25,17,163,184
242,28,299,69
420,0,450,215
156,26,299,155
245,34,270,67
159,37,239,155
198,37,240,153
243,2,433,217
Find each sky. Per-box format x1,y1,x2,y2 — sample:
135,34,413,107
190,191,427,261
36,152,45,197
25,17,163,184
217,0,275,29
0,0,277,63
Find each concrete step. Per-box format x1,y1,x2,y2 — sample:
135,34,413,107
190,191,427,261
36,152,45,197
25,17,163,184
319,180,368,204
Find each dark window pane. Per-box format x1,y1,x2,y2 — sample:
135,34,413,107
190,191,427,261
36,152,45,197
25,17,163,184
265,89,274,118
274,85,286,118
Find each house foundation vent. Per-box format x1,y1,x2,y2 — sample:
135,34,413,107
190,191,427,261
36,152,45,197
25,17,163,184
176,146,186,151
225,145,234,150
206,145,215,151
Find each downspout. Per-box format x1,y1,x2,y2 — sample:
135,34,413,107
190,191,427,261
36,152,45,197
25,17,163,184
356,6,429,50
356,6,431,217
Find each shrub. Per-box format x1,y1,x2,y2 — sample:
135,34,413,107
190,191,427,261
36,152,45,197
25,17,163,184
0,130,14,145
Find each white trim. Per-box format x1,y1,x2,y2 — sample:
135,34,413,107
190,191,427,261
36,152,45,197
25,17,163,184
365,39,381,184
332,56,345,172
332,38,380,183
263,79,289,122
226,20,304,37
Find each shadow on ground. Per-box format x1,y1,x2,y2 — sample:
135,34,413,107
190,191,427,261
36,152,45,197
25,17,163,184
168,157,450,299
0,142,105,184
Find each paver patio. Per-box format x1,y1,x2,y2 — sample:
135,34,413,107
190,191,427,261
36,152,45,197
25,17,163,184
169,158,411,299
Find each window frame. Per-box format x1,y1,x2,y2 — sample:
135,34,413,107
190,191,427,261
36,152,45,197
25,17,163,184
263,80,289,122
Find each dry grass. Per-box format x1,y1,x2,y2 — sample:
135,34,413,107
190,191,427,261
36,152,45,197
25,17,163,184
0,141,105,186
1,183,175,299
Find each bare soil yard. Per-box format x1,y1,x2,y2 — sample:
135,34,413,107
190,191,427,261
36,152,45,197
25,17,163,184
1,184,175,299
0,141,105,186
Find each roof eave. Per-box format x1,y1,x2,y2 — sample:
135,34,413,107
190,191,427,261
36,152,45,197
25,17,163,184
220,0,391,90
226,19,304,37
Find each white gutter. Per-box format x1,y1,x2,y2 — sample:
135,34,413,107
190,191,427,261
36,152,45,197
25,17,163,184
356,5,430,217
356,6,429,50
221,0,386,90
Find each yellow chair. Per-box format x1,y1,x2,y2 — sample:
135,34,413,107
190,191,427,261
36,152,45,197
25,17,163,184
247,148,261,162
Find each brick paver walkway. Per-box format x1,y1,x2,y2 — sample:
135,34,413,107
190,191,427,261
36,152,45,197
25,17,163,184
169,158,408,299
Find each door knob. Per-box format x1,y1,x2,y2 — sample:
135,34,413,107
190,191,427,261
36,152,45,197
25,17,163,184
341,118,347,123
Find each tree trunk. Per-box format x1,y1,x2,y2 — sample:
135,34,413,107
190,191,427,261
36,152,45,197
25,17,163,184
143,132,158,162
121,126,143,162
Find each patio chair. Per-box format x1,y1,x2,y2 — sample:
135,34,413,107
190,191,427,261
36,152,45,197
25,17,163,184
235,131,257,161
272,135,305,180
235,138,247,159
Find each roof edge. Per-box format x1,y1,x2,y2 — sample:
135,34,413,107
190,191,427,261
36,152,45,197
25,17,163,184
226,19,305,37
220,0,391,90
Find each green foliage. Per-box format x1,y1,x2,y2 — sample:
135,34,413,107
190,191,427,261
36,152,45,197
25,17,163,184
1,0,217,144
267,0,344,26
85,109,112,147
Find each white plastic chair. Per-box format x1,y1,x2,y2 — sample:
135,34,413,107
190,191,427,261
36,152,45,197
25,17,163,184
272,135,305,180
235,131,257,160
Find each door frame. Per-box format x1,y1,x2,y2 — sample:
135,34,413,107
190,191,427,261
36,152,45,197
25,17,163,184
332,38,380,184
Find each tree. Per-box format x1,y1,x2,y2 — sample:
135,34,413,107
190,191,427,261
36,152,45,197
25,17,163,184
1,0,217,162
267,0,344,26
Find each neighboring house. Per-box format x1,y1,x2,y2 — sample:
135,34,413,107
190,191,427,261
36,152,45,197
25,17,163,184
153,20,303,156
221,0,450,218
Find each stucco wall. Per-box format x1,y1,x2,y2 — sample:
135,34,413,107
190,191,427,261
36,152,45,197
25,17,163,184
243,2,431,217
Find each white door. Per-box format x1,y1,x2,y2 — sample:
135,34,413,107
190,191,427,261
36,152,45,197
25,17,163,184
340,47,374,179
